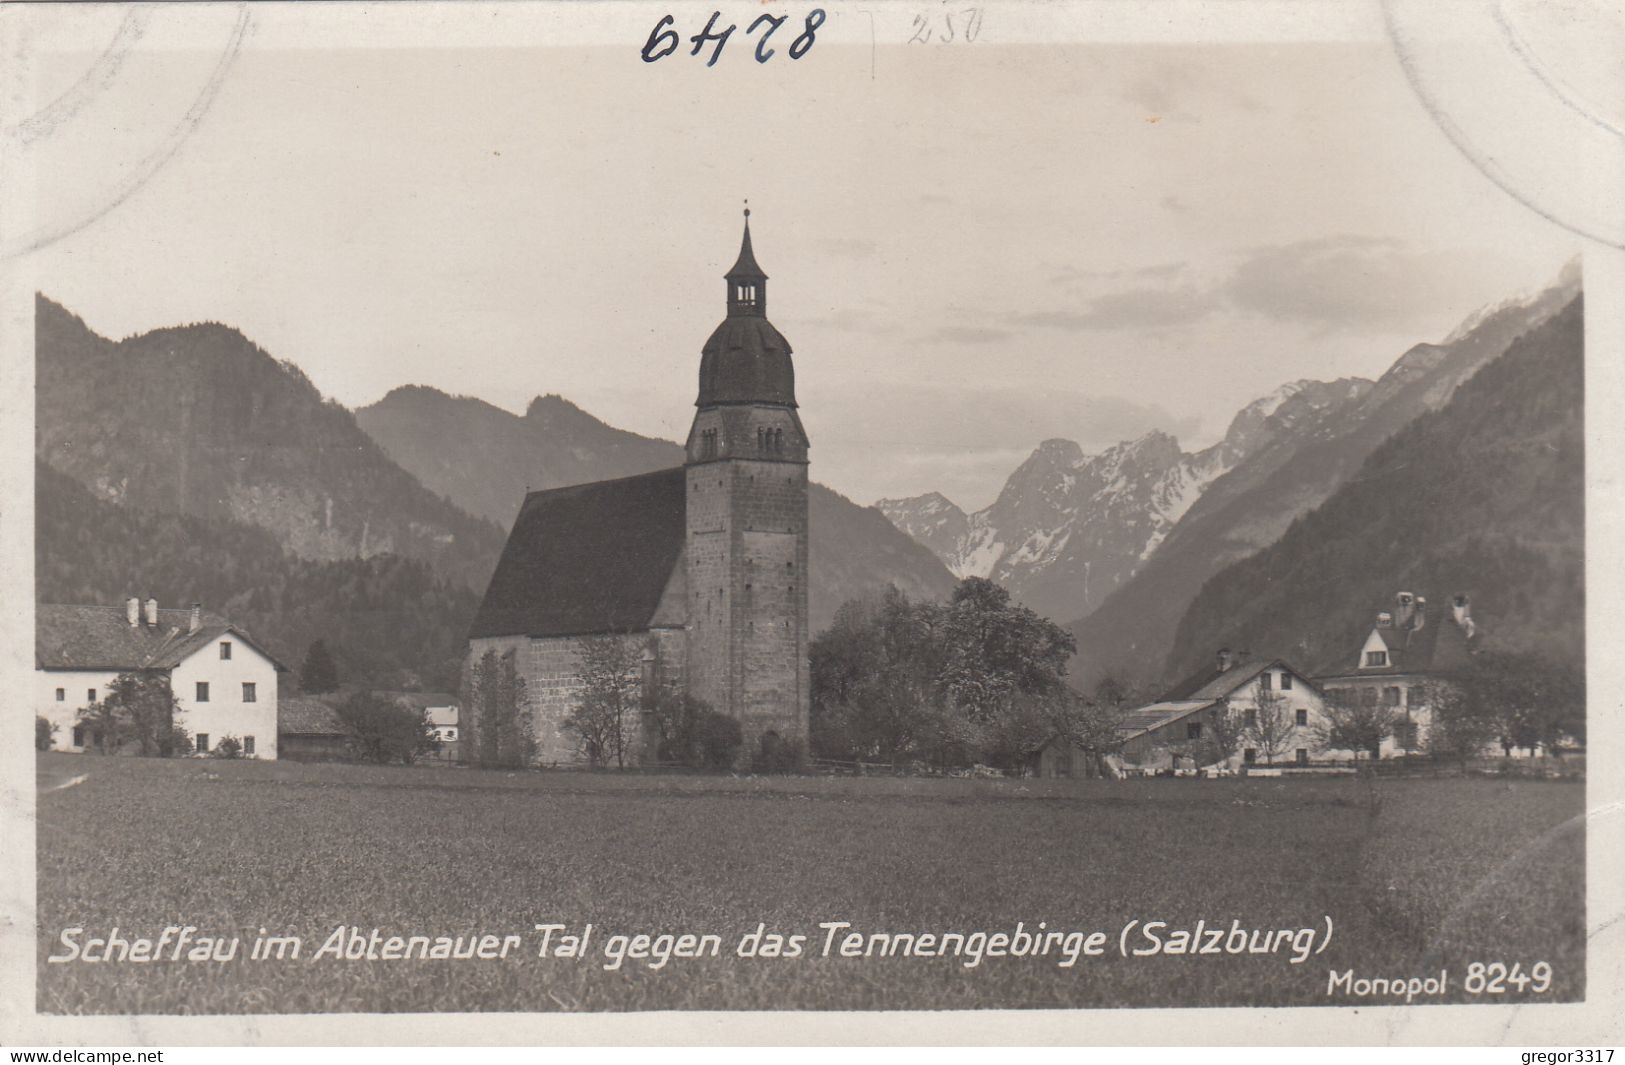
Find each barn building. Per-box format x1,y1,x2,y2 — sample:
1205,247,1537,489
277,695,353,762
36,598,283,757
466,211,810,766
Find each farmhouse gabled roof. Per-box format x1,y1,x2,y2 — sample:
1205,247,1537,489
1115,700,1216,738
278,696,351,737
469,467,688,640
36,605,286,672
1161,654,1316,703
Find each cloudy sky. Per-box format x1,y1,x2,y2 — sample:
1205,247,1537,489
15,4,1586,511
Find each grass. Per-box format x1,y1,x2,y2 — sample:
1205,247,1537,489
34,753,1584,1013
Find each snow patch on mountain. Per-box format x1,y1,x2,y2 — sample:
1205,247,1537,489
875,377,1376,622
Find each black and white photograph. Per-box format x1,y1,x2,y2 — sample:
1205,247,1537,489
2,0,1622,1046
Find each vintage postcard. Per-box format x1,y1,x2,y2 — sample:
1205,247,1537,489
1,0,1622,1046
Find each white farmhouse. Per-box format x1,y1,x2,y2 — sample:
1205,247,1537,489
37,597,284,758
1114,650,1332,772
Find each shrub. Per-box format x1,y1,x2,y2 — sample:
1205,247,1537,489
36,715,57,751
694,708,743,771
213,735,244,759
338,691,440,765
753,731,805,774
159,724,192,759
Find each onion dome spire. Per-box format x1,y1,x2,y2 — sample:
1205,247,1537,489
725,201,767,317
698,203,795,407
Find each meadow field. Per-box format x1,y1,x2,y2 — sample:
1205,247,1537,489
34,753,1584,1014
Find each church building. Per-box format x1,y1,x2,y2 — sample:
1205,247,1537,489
465,211,810,766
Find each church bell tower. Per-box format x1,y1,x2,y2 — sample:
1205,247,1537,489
684,207,810,759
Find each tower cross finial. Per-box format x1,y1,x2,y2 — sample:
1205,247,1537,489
743,198,750,220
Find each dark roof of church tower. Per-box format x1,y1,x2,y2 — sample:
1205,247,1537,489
469,467,687,639
726,213,767,280
698,213,797,407
698,318,796,407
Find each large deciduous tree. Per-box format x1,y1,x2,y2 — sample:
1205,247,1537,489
1205,696,1248,768
567,635,642,768
1316,688,1396,760
1245,683,1297,765
811,578,1080,771
94,671,190,757
1430,652,1583,759
939,578,1076,723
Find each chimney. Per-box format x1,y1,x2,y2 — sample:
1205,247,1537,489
189,603,202,633
1452,594,1475,638
1412,596,1426,630
143,596,158,628
126,596,140,628
1216,648,1233,673
1376,611,1393,628
1394,591,1415,629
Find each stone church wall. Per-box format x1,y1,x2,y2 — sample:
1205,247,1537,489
466,629,683,767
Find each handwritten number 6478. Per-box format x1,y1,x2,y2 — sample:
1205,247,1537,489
642,10,826,65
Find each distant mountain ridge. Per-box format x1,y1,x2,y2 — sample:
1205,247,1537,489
874,262,1580,687
354,386,681,529
38,296,956,641
1068,265,1582,688
357,386,958,634
1164,294,1583,682
35,296,506,591
877,378,1373,624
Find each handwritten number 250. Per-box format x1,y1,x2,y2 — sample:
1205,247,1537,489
643,10,826,66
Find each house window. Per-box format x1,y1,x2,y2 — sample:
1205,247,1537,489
196,682,210,703
87,688,97,703
1296,748,1309,766
1295,708,1308,727
1365,651,1388,667
1259,673,1272,690
1407,685,1422,706
1384,686,1401,706
1361,687,1378,707
55,688,64,702
1280,673,1293,690
1244,707,1257,727
196,733,210,754
1244,748,1256,764
220,641,232,660
72,725,85,747
242,682,257,703
243,736,255,756
1394,721,1419,751
1186,721,1203,740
